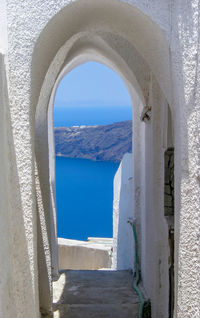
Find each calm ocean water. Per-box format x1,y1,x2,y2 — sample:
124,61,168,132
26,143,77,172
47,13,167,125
56,156,119,241
54,105,131,240
54,105,132,127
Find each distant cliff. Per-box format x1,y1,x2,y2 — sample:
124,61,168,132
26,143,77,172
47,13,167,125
54,120,132,162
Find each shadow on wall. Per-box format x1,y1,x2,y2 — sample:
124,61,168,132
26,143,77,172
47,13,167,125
35,158,54,316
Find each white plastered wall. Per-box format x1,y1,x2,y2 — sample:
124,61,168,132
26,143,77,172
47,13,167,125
142,76,171,318
2,1,200,318
0,54,16,318
0,2,40,318
112,153,134,270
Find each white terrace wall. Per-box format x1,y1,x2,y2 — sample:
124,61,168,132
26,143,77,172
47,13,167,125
113,153,134,270
1,1,200,318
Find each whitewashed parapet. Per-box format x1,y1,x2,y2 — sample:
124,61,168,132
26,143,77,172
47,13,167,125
112,153,134,270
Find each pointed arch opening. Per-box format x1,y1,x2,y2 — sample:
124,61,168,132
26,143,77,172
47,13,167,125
32,1,175,316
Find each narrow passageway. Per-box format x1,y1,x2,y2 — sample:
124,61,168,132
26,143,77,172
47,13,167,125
53,270,139,318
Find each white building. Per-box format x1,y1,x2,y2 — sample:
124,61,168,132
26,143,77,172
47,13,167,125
0,1,200,317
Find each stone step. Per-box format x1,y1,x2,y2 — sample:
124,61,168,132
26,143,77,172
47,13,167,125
53,270,140,318
54,303,139,318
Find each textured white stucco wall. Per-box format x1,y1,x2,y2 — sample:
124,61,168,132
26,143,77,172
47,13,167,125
0,54,15,318
0,53,40,318
170,2,200,317
1,1,200,317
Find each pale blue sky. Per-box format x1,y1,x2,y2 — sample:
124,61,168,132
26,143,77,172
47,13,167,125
54,61,132,107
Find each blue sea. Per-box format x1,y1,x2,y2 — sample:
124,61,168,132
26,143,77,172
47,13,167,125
54,105,131,241
54,105,132,127
56,156,119,241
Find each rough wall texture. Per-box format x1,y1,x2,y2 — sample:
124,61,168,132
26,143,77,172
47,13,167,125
0,53,15,318
170,2,200,317
1,0,200,317
0,53,40,318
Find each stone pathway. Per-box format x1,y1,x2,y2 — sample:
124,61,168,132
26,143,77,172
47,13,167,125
53,270,139,318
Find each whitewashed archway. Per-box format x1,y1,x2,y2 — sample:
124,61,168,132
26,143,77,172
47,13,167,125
32,1,173,317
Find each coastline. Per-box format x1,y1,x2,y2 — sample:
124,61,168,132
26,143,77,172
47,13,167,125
55,153,121,163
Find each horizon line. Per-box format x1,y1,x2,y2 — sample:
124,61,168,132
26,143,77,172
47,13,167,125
54,100,132,107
